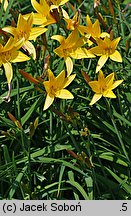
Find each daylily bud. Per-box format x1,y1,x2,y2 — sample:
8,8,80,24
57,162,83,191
7,112,22,129
81,71,91,83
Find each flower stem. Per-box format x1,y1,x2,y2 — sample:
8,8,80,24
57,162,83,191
115,0,125,40
16,76,21,122
49,110,53,145
27,138,32,199
16,75,27,157
64,122,80,152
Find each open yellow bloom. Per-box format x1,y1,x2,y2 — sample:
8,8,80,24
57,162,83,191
49,0,69,10
43,69,76,110
3,13,47,59
89,36,122,73
29,0,56,26
64,11,89,34
52,30,95,76
0,37,30,84
0,0,8,11
64,11,79,31
81,15,109,46
88,70,123,105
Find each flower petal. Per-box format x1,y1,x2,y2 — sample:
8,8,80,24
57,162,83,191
2,0,8,11
62,8,69,19
89,46,103,56
70,48,95,59
42,14,56,26
11,51,30,62
23,41,36,60
110,50,122,62
86,15,92,28
47,69,55,81
33,13,47,25
96,55,108,73
89,93,102,105
27,12,34,29
3,37,14,51
111,37,121,50
51,35,65,44
17,14,26,31
43,81,51,93
50,5,59,10
64,74,76,88
65,57,73,76
105,72,114,88
31,0,45,14
93,20,101,36
14,38,25,50
40,0,50,13
65,29,79,48
60,0,69,5
98,70,105,83
3,62,13,83
103,90,116,98
43,93,54,111
111,80,123,90
100,32,110,38
88,81,100,93
56,89,74,99
2,26,16,36
53,46,64,58
29,27,47,41
55,70,65,88
77,25,89,35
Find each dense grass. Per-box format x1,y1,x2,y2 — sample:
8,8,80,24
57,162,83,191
0,0,131,200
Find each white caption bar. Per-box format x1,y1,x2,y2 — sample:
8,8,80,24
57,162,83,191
0,200,130,216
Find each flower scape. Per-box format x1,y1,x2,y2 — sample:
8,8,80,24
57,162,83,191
0,0,130,200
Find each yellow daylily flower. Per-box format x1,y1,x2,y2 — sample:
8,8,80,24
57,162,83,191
81,15,109,46
49,0,69,11
52,30,95,76
89,36,122,73
88,70,123,105
0,0,8,11
0,37,30,84
29,0,56,26
43,69,76,110
3,13,47,59
64,11,79,31
64,11,89,34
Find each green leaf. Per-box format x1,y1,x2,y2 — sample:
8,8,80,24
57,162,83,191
105,167,131,194
7,166,27,199
67,171,89,200
31,144,73,158
34,172,46,182
125,93,131,104
1,0,14,27
57,165,65,198
123,0,131,4
113,109,131,127
21,95,44,125
32,157,90,177
85,177,93,200
99,152,128,167
2,145,11,164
